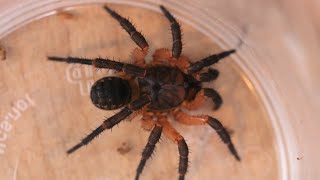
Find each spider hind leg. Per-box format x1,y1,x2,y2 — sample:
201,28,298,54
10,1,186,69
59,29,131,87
172,109,241,161
135,124,162,180
158,116,189,180
67,95,151,154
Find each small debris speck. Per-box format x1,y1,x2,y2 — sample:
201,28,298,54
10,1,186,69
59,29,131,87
57,11,75,19
0,46,6,60
117,142,132,155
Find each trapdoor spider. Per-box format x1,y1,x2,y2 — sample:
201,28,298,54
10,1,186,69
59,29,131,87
48,5,240,180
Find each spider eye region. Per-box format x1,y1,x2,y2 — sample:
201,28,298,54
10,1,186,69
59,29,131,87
90,77,132,110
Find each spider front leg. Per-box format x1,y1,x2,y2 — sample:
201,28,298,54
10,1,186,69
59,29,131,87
158,117,189,180
104,6,149,66
103,6,149,51
67,95,151,154
160,6,182,59
187,50,236,74
48,57,146,77
172,109,241,161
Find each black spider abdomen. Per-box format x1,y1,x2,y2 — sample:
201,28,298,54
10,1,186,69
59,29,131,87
138,66,186,111
90,77,131,110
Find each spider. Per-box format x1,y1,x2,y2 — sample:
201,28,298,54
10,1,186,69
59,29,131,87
48,5,240,180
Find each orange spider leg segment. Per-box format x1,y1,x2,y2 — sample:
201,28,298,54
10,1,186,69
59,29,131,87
182,89,206,110
176,55,192,74
183,87,223,111
132,47,148,66
152,48,190,73
152,48,171,65
172,110,241,161
172,109,206,125
158,116,189,180
140,112,156,131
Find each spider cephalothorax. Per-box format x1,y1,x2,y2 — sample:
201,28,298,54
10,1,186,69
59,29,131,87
48,5,240,180
139,66,201,111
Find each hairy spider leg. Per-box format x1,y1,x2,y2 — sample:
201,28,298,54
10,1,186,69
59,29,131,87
103,5,149,51
47,57,146,77
67,95,151,154
160,5,182,59
132,47,147,66
140,112,156,131
103,6,149,66
182,89,206,110
158,117,189,180
187,50,236,74
152,48,190,74
182,87,222,111
152,48,172,65
135,124,162,180
198,68,219,82
203,88,223,110
172,109,241,161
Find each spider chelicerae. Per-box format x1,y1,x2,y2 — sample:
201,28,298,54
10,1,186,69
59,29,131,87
48,5,240,180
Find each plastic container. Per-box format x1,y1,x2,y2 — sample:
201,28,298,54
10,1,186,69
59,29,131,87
0,0,319,180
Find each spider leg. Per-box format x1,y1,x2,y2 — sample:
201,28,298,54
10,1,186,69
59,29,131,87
172,109,241,161
48,56,146,77
132,47,147,66
198,68,219,82
158,117,188,180
135,124,162,180
182,90,205,110
160,6,182,59
203,88,222,110
141,112,156,131
187,50,236,74
152,48,190,73
183,87,221,110
103,6,149,51
172,109,207,126
152,48,171,65
67,95,151,154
